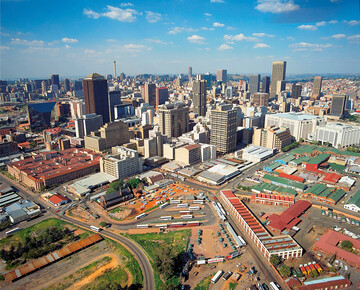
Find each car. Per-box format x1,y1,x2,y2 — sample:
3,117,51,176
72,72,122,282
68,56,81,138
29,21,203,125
193,271,199,276
56,209,60,212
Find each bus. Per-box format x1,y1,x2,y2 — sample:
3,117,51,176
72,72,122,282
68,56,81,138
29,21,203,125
160,202,169,209
90,225,101,232
181,215,193,219
269,282,280,290
170,200,181,204
177,203,188,208
193,200,205,204
137,224,149,228
160,216,173,221
5,227,20,236
189,206,200,211
155,224,168,229
136,213,147,220
211,270,224,284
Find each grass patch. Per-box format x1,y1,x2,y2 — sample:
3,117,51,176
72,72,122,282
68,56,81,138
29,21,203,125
129,230,190,289
109,207,125,214
194,273,214,290
144,204,160,213
78,232,90,240
228,282,238,289
81,266,128,290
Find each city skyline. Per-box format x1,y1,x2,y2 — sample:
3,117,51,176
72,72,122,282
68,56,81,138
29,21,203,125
1,0,359,79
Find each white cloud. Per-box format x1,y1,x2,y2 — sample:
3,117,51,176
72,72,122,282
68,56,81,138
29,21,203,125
255,0,299,14
145,11,161,23
331,34,346,39
286,36,295,41
210,0,224,2
297,24,318,30
290,42,332,52
226,26,237,30
252,32,274,37
256,55,274,59
201,27,215,31
329,20,339,24
84,49,96,54
0,31,10,37
347,34,360,44
224,33,258,42
10,38,45,46
253,43,270,48
316,21,326,26
107,39,118,42
344,20,360,26
0,46,10,51
187,35,206,44
123,44,151,52
120,2,134,6
83,9,101,19
61,37,78,43
168,27,197,35
204,13,212,16
217,44,233,50
84,5,141,22
65,45,71,49
213,22,225,27
145,38,167,45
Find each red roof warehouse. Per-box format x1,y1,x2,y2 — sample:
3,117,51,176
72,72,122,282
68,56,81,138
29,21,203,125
267,200,312,234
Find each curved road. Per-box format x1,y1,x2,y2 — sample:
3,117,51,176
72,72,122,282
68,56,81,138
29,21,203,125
60,215,155,290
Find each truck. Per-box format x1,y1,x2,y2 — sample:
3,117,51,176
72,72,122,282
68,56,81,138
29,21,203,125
223,271,233,280
211,270,224,284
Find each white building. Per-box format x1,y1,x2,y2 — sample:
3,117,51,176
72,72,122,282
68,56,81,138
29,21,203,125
265,112,326,141
315,122,360,148
75,113,103,138
100,146,143,179
200,144,216,162
241,145,274,163
344,190,360,213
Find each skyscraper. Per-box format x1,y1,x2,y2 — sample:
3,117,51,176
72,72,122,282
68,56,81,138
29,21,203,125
193,79,207,117
158,103,190,138
51,74,60,88
83,73,110,123
188,67,192,80
270,61,286,99
144,83,156,107
216,69,227,83
291,84,302,99
261,76,270,94
203,73,212,89
313,76,322,97
156,87,169,108
64,78,70,92
108,90,122,122
330,94,346,117
249,74,260,94
253,93,269,106
210,104,237,154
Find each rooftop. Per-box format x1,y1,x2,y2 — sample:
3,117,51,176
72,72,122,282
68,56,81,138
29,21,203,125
269,112,324,121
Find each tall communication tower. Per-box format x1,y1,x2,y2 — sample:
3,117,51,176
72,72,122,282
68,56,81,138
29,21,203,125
113,60,116,78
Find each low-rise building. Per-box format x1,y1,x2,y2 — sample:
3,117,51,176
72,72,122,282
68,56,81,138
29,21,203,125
48,194,69,207
99,187,133,208
344,190,360,212
252,126,292,151
175,144,201,165
5,200,41,223
241,145,274,163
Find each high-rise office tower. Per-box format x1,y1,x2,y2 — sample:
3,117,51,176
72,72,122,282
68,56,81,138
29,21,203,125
144,83,156,107
249,74,260,94
158,103,190,138
313,76,322,97
276,80,286,97
216,69,227,83
253,93,270,106
270,61,286,99
203,73,212,89
74,80,82,91
108,90,122,122
51,74,60,88
330,94,346,117
291,84,302,99
193,79,207,117
210,104,237,154
261,76,270,94
156,87,169,108
188,67,192,80
83,73,110,123
41,81,47,93
64,78,70,92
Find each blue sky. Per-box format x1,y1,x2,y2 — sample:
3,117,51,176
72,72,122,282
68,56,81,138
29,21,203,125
1,0,359,79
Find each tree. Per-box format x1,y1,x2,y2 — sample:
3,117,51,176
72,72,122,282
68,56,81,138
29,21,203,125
341,240,353,250
270,254,281,266
153,246,176,279
278,265,291,278
30,140,37,148
127,178,141,189
106,180,123,194
99,222,107,228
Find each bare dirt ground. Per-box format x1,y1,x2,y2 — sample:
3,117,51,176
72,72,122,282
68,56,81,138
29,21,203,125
2,241,131,290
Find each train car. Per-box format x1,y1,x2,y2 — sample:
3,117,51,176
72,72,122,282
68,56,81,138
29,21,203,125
171,222,185,228
155,224,168,229
187,221,200,227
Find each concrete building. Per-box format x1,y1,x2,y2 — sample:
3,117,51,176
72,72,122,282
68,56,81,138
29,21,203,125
193,79,207,117
210,104,237,154
144,132,165,158
253,93,269,106
200,144,216,162
261,76,270,94
252,126,292,151
75,113,103,138
291,84,302,99
156,87,169,108
249,74,260,94
265,112,326,141
175,144,201,165
108,90,122,122
270,61,286,99
163,142,186,160
100,146,143,179
216,69,227,83
330,94,347,118
313,76,322,97
315,122,360,148
241,145,274,163
158,103,190,138
70,100,85,119
143,83,156,107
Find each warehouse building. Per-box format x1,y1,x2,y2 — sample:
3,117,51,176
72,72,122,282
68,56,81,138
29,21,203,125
344,190,360,213
241,145,274,163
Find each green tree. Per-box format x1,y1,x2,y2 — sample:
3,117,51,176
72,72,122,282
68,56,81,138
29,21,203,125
153,246,176,279
127,178,141,189
341,240,353,250
270,254,281,266
30,140,37,148
278,265,291,278
106,180,124,194
99,221,107,228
